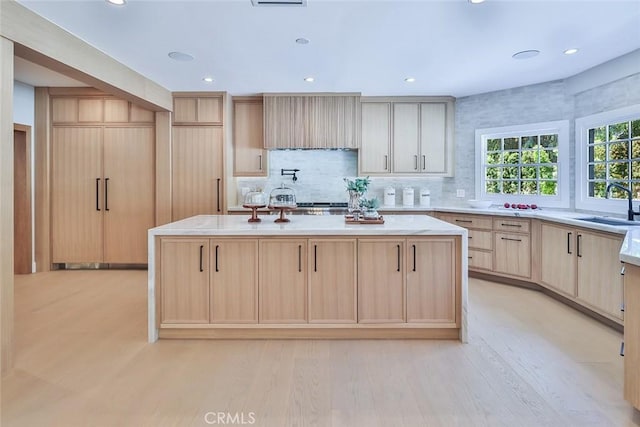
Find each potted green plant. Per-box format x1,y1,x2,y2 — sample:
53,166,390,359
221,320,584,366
344,176,370,212
359,197,380,219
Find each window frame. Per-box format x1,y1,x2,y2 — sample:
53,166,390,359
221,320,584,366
475,120,570,208
575,104,640,213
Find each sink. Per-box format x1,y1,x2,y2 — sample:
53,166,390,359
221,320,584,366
576,217,640,226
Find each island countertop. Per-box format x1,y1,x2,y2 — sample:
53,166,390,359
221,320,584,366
148,214,468,237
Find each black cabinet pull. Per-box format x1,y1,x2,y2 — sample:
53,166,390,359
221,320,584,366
298,245,302,272
422,155,426,170
414,155,418,170
215,245,219,272
216,178,221,212
397,244,401,272
258,154,263,171
104,178,110,211
621,265,626,276
500,237,522,242
314,245,317,272
384,155,388,170
95,178,101,211
500,223,522,228
412,244,416,272
199,245,204,272
577,234,582,257
567,232,572,254
455,219,472,223
620,342,625,357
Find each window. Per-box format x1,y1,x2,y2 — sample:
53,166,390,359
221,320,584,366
475,120,570,208
576,104,640,212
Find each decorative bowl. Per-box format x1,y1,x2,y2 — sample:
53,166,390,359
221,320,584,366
467,199,492,209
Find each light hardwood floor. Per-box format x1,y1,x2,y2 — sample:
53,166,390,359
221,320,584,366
2,270,639,426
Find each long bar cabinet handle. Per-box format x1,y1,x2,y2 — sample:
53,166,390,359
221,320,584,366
577,234,582,257
414,155,418,170
384,155,388,170
215,245,219,272
422,155,426,170
96,178,101,211
397,244,401,272
298,245,302,272
500,223,522,228
412,244,416,272
216,178,221,212
314,245,317,272
199,245,204,272
258,154,263,171
500,237,522,242
455,219,472,223
104,178,110,211
567,232,572,254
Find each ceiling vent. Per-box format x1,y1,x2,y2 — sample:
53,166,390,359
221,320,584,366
251,0,306,6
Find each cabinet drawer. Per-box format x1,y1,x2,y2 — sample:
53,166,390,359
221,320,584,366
468,249,492,270
494,232,531,278
493,217,530,233
438,214,492,230
468,229,492,250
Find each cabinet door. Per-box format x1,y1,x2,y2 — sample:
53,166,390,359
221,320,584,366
51,127,103,263
540,223,576,296
360,102,391,173
103,127,155,264
210,240,258,323
494,232,531,278
259,240,307,323
407,238,456,323
172,126,224,220
392,103,420,173
576,231,624,320
624,264,640,408
308,239,357,323
419,103,447,173
263,96,306,149
160,239,209,323
358,240,404,323
233,99,266,176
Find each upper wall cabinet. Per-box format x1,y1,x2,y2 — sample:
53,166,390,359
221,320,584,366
359,97,455,177
51,96,155,124
233,97,267,177
263,93,360,149
173,93,224,125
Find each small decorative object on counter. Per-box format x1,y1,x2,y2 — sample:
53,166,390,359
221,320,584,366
243,190,267,223
359,197,381,220
344,176,370,213
268,184,297,223
419,188,431,207
402,187,414,207
384,186,396,207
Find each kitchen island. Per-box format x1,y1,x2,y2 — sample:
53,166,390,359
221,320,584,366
148,215,468,343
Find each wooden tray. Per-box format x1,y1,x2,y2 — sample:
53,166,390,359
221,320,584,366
345,215,384,224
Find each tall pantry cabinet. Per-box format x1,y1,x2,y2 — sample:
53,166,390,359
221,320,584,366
51,95,155,264
171,93,225,221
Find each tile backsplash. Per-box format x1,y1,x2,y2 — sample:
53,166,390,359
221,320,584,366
236,149,457,206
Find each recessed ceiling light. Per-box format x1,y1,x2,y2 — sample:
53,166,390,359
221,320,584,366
203,77,214,83
106,0,126,5
304,77,314,82
512,50,540,60
168,51,194,62
405,77,416,83
564,48,579,55
296,38,310,45
468,0,485,3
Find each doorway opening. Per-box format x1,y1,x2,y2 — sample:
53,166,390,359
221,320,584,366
14,124,32,274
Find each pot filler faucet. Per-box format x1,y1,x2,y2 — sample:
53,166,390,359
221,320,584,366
606,182,640,221
281,168,300,182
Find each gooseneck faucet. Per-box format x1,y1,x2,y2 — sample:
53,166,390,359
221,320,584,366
605,183,640,221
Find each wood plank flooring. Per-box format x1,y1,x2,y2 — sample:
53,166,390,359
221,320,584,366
2,270,639,426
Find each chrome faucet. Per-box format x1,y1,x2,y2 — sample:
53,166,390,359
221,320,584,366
605,183,640,221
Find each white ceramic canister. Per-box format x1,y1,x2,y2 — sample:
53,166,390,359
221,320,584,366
419,188,431,207
383,186,396,206
402,187,414,207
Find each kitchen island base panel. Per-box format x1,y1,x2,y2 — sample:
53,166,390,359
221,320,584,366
158,325,460,340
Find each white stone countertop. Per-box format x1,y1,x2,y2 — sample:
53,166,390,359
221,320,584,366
149,214,468,237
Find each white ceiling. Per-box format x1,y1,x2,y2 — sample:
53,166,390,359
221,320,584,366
16,0,640,97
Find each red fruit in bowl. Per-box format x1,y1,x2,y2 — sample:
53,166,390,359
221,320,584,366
504,202,510,208
531,204,538,209
511,203,516,208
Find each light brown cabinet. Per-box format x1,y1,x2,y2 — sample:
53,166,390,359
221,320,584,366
623,263,640,410
233,97,267,176
360,97,454,176
358,239,405,323
308,239,357,323
407,238,457,323
259,239,307,323
437,213,494,272
210,240,258,323
494,232,531,278
171,126,224,221
160,238,210,324
51,126,154,264
51,96,154,124
540,222,576,296
173,94,223,125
